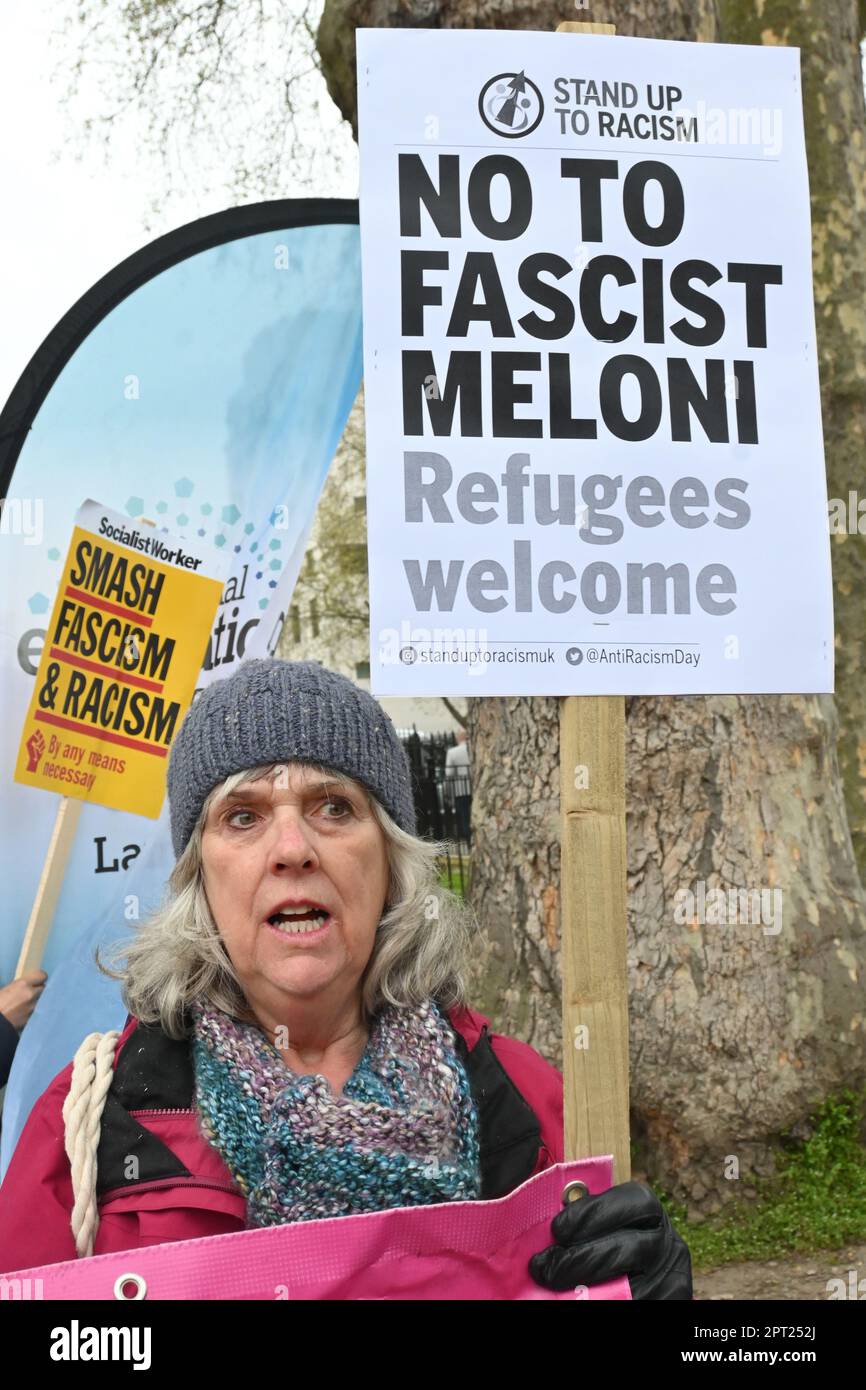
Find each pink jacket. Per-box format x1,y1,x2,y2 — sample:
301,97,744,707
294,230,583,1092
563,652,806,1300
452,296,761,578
0,1004,564,1274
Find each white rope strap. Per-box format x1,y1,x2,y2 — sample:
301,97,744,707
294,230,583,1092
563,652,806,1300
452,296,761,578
61,1029,121,1258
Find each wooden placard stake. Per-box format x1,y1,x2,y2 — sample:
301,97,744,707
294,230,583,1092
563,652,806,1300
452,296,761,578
15,796,83,976
555,17,630,1183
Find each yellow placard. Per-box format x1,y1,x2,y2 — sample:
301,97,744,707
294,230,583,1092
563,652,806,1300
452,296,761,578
14,499,226,818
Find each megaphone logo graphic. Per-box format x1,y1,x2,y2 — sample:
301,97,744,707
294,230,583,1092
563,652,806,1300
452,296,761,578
479,71,544,138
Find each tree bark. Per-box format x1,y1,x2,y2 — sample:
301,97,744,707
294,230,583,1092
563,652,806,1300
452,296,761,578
317,0,866,1212
718,0,866,873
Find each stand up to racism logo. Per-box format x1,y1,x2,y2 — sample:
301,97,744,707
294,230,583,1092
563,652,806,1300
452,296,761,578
478,71,544,138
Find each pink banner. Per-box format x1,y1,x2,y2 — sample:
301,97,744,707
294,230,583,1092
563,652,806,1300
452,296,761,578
4,1158,632,1301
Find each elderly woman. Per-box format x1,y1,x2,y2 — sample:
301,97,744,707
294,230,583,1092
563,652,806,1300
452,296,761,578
0,659,691,1298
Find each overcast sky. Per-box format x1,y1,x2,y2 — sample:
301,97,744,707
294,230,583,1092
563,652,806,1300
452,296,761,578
0,0,356,410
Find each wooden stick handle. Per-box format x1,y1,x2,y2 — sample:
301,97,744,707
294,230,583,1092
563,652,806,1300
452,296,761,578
560,696,631,1182
553,13,629,1184
556,20,617,35
15,796,83,976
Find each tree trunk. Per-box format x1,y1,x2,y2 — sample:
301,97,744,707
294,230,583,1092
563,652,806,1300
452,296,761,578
718,0,866,869
317,0,866,1213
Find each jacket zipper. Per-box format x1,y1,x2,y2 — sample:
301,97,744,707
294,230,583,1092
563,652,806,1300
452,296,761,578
99,1176,243,1204
129,1107,195,1117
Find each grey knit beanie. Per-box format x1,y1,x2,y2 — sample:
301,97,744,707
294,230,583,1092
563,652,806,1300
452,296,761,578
167,659,416,857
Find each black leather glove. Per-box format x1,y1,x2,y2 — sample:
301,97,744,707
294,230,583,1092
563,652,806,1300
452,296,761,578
528,1180,693,1300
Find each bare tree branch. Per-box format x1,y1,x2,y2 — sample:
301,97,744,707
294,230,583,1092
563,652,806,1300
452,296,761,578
57,0,354,209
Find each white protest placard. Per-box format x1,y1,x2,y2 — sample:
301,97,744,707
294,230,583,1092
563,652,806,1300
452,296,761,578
356,29,834,696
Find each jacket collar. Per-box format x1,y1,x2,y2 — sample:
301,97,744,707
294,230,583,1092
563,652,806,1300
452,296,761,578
97,1006,540,1201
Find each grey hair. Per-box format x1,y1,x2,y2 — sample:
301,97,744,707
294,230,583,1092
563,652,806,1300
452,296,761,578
96,761,474,1038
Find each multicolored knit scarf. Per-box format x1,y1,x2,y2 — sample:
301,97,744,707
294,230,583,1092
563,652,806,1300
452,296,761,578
189,996,482,1228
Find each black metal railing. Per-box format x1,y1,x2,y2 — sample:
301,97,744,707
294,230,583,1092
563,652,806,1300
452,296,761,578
399,729,472,896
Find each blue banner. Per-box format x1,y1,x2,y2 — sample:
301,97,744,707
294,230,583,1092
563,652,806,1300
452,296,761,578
0,203,362,1173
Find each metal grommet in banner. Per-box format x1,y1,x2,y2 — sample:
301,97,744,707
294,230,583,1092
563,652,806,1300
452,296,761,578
114,1272,147,1301
561,1180,589,1206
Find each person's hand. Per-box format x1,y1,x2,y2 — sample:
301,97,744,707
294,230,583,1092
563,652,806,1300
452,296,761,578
0,972,48,1031
528,1179,693,1300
